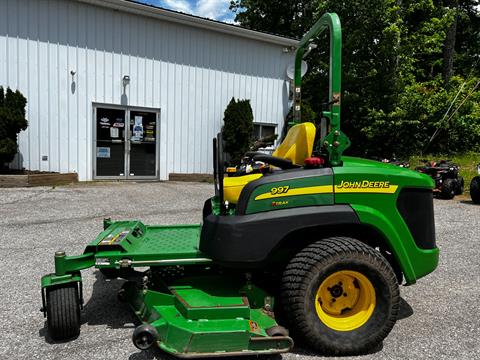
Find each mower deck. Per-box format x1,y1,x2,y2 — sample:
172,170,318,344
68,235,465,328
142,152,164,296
123,275,293,357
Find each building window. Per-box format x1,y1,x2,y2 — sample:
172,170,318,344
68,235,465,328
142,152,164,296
253,123,277,141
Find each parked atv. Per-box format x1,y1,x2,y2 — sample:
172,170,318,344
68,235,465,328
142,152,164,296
415,160,464,199
470,163,480,204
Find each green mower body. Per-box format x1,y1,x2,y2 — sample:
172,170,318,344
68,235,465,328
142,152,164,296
40,13,439,358
41,155,438,357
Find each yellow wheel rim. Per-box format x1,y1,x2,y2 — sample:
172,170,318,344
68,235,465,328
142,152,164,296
315,270,376,331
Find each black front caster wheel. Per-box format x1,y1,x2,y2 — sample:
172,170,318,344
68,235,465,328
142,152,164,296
46,283,81,340
132,324,159,350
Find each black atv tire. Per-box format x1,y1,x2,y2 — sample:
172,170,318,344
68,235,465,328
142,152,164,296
471,176,480,204
441,178,456,199
455,176,464,195
281,237,399,355
46,283,81,340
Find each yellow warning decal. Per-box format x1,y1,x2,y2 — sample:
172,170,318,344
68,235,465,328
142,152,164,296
335,180,398,194
255,185,333,200
108,233,120,245
100,230,129,245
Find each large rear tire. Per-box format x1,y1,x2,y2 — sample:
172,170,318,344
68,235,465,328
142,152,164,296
471,176,480,204
281,237,399,355
46,283,81,340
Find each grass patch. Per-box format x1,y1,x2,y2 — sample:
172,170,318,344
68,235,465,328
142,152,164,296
409,153,479,192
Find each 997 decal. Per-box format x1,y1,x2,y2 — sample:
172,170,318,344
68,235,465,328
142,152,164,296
270,185,290,195
254,184,333,200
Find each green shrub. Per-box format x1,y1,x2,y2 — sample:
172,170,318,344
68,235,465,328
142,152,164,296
222,97,254,164
0,87,28,169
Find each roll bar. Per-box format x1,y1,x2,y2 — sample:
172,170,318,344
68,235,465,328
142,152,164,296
293,13,350,166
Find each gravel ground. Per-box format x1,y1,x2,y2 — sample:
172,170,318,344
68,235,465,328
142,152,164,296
0,182,479,360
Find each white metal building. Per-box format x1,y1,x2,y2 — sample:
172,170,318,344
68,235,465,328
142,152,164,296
0,0,297,181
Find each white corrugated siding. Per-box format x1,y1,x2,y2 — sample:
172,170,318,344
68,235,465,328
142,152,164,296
0,0,293,180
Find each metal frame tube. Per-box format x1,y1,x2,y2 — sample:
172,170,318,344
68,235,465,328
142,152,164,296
293,13,349,166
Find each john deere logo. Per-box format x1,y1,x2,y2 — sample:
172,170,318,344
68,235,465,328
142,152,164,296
337,180,391,189
335,180,398,194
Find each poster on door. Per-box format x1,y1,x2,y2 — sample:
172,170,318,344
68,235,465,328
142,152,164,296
131,116,144,142
99,117,110,129
144,122,155,142
96,147,111,158
110,127,119,138
113,118,125,128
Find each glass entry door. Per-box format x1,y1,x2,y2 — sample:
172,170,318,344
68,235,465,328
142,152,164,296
127,110,157,177
95,108,127,177
94,105,159,179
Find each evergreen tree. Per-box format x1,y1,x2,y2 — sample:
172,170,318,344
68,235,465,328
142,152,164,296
222,98,254,164
0,87,28,169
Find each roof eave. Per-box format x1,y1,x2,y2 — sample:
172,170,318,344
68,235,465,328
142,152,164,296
76,0,299,47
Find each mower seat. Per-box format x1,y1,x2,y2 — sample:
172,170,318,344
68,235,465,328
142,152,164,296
223,122,316,204
272,122,316,165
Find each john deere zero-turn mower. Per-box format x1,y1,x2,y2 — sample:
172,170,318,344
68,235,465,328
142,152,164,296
40,13,439,357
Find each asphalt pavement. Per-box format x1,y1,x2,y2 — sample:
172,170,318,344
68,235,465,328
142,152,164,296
0,182,479,360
